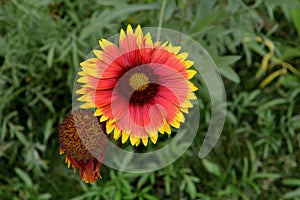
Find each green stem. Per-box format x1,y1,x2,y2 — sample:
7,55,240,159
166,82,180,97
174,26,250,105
179,0,187,33
156,0,167,41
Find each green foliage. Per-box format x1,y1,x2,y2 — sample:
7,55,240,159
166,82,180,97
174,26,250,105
0,0,300,199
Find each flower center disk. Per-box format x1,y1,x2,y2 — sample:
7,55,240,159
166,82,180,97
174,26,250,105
129,73,149,91
59,110,107,162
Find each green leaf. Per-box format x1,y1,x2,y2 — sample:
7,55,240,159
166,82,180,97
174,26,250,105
291,8,300,39
279,45,300,61
47,46,55,68
280,74,300,89
254,173,281,179
43,119,53,144
246,41,267,56
282,178,300,186
14,127,28,146
31,89,55,114
283,188,300,199
137,174,150,189
37,193,52,200
15,168,33,188
202,159,221,177
164,175,171,195
215,56,241,83
219,65,240,83
246,140,257,175
189,10,225,35
226,110,238,125
186,177,197,199
0,141,14,157
143,193,157,200
80,3,160,40
215,56,241,69
258,98,288,110
70,191,100,200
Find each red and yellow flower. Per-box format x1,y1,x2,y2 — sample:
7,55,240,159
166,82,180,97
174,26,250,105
59,109,108,183
76,25,197,146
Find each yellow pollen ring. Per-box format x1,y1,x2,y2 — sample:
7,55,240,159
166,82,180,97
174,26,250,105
129,73,149,91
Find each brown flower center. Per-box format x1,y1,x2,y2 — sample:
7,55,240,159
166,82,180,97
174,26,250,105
58,109,108,162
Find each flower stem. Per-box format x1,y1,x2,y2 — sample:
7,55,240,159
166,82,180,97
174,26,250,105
156,0,167,41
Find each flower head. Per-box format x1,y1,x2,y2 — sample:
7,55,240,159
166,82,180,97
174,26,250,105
76,25,197,146
59,109,108,183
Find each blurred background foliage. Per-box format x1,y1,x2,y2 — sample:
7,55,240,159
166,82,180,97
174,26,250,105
0,0,300,199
